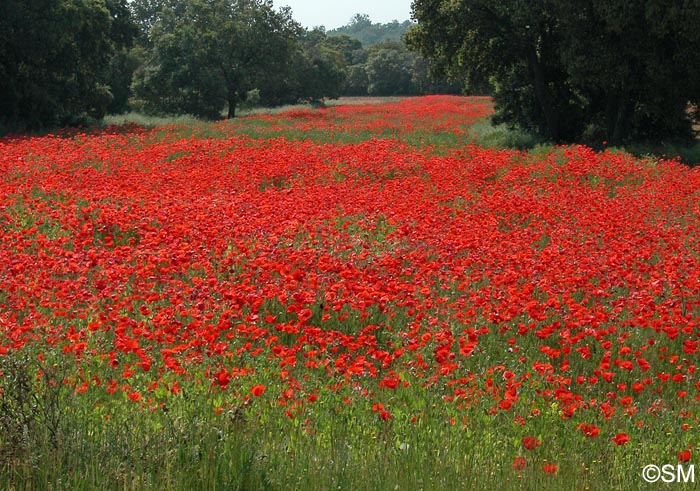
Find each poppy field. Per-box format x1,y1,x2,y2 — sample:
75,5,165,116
1,96,700,490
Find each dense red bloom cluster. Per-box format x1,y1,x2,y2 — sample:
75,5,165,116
577,423,601,438
1,96,700,460
522,437,541,450
229,95,494,141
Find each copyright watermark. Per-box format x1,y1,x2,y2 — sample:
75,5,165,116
642,464,695,483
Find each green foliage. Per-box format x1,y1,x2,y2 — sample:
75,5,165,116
240,88,262,110
344,65,369,96
129,0,184,43
323,35,363,66
408,0,700,145
468,118,546,151
105,47,143,114
0,0,120,131
315,15,461,98
132,0,301,119
365,42,416,96
104,0,139,48
411,57,462,96
351,41,460,98
101,0,140,114
286,29,347,103
555,0,700,143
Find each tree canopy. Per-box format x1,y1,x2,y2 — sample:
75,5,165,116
365,42,416,96
132,0,300,119
131,3,454,119
407,0,700,144
0,0,133,130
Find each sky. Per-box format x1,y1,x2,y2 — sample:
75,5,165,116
271,0,413,30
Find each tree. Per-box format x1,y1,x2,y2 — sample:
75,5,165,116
130,0,182,39
0,0,117,130
555,0,700,142
365,42,416,96
290,30,346,103
344,65,369,96
103,0,140,114
411,56,462,96
407,0,582,141
104,47,143,114
132,0,301,118
407,0,700,144
323,35,363,66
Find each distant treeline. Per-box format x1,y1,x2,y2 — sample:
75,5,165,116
328,14,413,46
0,0,459,132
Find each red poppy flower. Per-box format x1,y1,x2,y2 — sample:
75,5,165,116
251,385,266,397
522,437,541,450
214,369,230,390
577,423,601,438
499,399,513,410
611,433,630,446
380,376,400,389
513,456,527,470
678,449,691,462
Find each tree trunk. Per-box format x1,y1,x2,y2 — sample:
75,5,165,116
227,86,237,118
527,46,559,141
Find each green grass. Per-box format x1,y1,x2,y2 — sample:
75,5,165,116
2,349,694,491
103,112,205,128
466,118,546,150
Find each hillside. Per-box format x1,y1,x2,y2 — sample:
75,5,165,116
328,14,413,46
